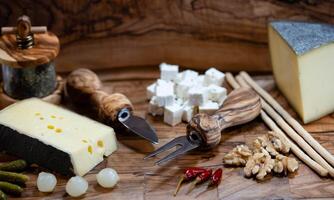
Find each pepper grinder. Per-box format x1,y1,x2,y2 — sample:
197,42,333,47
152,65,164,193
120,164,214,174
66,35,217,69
0,15,63,108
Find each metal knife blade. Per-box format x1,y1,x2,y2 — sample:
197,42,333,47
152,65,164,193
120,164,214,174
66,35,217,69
118,108,159,144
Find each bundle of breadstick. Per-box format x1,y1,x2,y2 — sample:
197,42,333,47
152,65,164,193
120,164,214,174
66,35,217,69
223,72,334,179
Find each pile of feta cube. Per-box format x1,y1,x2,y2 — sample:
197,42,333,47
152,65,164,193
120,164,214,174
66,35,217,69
146,63,227,126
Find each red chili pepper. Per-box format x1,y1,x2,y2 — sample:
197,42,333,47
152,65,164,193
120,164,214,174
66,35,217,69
174,167,207,196
209,168,223,187
188,169,213,194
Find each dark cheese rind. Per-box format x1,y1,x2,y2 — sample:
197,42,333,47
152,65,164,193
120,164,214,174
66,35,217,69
0,124,74,176
270,21,334,55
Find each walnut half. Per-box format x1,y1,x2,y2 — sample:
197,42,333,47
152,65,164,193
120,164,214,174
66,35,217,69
253,131,291,157
223,145,252,166
268,131,291,154
273,154,299,174
244,148,275,180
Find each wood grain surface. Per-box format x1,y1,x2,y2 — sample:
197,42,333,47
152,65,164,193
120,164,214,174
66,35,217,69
0,70,333,200
0,0,333,72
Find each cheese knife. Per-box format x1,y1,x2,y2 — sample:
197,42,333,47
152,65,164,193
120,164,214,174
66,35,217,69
65,68,158,144
144,87,261,164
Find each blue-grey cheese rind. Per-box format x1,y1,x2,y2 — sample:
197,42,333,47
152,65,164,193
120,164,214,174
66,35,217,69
0,124,74,176
270,21,334,55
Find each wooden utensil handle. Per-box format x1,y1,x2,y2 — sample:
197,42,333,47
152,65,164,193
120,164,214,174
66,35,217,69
187,87,261,148
65,68,134,123
91,91,133,122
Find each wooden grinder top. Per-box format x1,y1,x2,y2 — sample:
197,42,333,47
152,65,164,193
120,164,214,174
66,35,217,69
0,16,60,68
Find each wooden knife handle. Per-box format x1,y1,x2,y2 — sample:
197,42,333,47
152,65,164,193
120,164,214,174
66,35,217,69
187,87,261,148
91,91,133,122
65,68,133,122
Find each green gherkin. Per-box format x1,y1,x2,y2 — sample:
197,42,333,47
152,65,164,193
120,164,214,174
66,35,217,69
0,181,23,196
0,171,29,185
0,160,27,172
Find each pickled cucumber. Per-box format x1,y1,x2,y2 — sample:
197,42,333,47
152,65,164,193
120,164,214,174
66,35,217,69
0,160,27,172
0,181,23,196
0,190,6,200
0,171,29,185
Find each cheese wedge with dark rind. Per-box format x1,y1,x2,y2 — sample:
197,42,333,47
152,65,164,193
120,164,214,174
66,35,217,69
0,98,117,176
269,21,334,123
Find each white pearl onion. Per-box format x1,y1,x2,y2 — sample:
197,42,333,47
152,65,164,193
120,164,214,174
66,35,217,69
96,168,119,188
65,176,88,197
37,172,57,192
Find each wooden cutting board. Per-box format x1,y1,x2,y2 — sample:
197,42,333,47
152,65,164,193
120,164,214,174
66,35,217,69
1,69,334,200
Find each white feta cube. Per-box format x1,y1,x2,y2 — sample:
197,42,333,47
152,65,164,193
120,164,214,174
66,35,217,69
174,73,183,84
146,82,156,100
164,104,183,126
199,101,219,115
148,97,164,116
207,85,227,105
160,63,179,81
175,80,194,100
155,80,174,106
181,70,198,81
156,79,173,87
196,75,205,87
174,97,184,106
188,87,208,106
156,79,174,92
182,105,194,122
203,68,225,86
155,96,174,107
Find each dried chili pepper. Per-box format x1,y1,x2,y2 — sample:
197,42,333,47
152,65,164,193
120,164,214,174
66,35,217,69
187,169,212,193
209,168,222,187
174,167,207,196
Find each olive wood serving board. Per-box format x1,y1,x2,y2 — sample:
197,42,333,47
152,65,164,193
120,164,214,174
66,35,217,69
1,69,334,200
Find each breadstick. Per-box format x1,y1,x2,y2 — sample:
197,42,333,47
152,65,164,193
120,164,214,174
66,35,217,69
225,73,240,89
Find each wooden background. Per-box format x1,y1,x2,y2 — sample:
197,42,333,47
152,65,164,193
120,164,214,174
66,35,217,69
1,1,334,199
0,0,333,73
